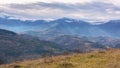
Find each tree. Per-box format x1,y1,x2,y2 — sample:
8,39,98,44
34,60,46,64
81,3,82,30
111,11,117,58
0,59,4,64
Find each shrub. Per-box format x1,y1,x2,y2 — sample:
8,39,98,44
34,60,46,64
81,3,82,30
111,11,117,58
58,62,75,68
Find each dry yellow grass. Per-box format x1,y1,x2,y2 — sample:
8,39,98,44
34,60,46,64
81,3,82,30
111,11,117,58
0,49,120,68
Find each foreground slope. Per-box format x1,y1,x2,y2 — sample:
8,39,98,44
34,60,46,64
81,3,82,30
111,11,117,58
1,49,120,68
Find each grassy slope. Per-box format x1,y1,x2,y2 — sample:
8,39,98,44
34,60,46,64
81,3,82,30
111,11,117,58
1,49,120,68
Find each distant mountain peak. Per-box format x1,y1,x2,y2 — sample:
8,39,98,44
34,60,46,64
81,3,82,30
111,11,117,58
51,17,89,24
54,17,75,22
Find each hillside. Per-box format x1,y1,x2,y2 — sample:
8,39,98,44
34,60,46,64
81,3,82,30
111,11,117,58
0,29,62,63
49,35,105,52
1,49,120,68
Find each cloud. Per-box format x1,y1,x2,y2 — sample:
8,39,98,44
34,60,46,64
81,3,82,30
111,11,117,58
0,1,120,22
0,0,95,4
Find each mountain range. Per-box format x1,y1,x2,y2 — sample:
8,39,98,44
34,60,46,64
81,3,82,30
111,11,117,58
1,17,120,63
1,28,119,64
1,17,120,39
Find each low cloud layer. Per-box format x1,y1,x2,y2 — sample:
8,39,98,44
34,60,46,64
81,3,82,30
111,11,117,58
0,1,120,22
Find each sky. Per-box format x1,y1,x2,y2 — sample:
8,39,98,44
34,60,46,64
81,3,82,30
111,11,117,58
0,0,120,22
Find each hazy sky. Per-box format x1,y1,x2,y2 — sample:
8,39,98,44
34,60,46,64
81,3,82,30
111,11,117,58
0,0,120,22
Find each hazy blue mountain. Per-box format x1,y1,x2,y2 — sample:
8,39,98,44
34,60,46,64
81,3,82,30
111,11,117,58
99,20,120,38
23,18,112,40
0,17,49,32
0,17,46,26
0,17,120,39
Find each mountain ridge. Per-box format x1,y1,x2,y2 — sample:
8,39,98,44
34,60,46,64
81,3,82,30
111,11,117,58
0,29,63,63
